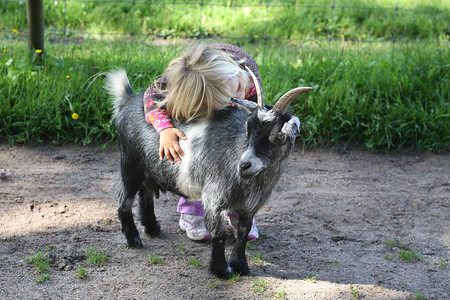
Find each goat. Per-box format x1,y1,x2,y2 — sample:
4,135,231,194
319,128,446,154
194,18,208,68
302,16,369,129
107,68,312,278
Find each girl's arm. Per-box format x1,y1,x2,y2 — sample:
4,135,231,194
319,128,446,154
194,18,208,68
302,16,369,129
144,82,187,164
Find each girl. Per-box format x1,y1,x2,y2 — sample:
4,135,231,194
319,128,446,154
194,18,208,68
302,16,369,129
143,43,261,241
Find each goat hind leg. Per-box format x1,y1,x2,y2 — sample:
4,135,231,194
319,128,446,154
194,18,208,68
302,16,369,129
229,213,252,275
117,168,143,248
138,187,160,237
118,196,142,248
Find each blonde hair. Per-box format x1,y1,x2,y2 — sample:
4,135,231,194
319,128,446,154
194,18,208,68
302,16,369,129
157,44,248,121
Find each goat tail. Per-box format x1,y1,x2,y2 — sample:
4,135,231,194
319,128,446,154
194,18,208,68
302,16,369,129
109,171,125,204
105,69,135,121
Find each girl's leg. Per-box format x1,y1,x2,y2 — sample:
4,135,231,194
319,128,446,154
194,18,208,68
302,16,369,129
228,211,258,241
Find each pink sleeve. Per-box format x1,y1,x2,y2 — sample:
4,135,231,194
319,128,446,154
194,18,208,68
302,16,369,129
145,108,173,133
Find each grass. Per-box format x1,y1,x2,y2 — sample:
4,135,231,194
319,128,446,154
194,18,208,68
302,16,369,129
273,288,286,298
75,267,87,279
1,38,448,151
227,272,241,283
86,246,108,266
208,280,220,289
148,253,165,265
0,0,449,151
248,252,264,266
397,249,421,262
188,257,205,268
251,277,267,293
24,248,53,283
385,238,407,249
1,1,448,42
304,274,318,282
414,293,425,300
245,241,257,250
384,238,422,262
350,285,360,299
383,253,394,260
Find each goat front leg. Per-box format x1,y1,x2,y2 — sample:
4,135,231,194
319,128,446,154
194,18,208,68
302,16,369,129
204,206,231,278
229,213,252,275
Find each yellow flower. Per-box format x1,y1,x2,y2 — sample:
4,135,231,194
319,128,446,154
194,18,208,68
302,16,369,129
317,28,322,32
2,48,7,53
366,54,370,58
341,35,345,39
35,49,42,54
362,34,367,38
12,29,19,34
254,35,259,38
72,113,79,120
66,75,71,79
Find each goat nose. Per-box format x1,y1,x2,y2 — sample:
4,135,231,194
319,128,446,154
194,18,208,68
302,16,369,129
239,161,252,171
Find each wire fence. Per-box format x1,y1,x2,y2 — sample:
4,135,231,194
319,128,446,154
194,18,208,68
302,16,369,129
2,0,449,47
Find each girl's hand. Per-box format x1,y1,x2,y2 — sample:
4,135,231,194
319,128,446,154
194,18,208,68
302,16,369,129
159,127,187,164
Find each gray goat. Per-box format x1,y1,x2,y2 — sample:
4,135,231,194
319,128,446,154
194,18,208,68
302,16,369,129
107,68,312,278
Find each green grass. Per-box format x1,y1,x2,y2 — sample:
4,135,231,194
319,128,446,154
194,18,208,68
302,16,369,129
1,1,448,42
384,238,422,262
397,249,422,262
384,238,407,249
304,274,318,282
227,272,241,283
24,248,53,283
0,0,449,151
350,285,360,299
188,257,205,268
86,246,108,266
148,253,165,265
383,253,394,260
75,267,87,279
414,293,425,300
1,38,448,151
251,277,267,293
249,252,264,266
273,288,286,298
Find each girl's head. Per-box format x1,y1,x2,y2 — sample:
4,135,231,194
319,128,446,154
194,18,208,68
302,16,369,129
159,44,249,121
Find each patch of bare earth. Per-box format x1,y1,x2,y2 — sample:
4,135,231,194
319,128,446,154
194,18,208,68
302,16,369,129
0,144,448,299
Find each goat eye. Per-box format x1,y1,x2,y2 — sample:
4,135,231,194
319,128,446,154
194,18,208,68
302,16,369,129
273,132,287,143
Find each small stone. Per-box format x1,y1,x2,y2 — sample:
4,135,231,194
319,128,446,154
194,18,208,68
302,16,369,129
53,154,66,160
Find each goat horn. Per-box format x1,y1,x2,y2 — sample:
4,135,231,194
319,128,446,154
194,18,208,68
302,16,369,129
245,66,265,109
272,87,313,114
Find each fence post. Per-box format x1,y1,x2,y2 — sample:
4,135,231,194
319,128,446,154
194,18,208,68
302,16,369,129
26,0,45,54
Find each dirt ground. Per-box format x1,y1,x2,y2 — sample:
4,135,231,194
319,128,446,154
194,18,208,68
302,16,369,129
0,143,448,299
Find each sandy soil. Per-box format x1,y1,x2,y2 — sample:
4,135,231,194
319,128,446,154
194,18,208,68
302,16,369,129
0,143,448,299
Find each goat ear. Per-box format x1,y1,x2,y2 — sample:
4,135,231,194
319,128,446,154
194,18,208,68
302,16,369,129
271,87,313,115
230,98,259,114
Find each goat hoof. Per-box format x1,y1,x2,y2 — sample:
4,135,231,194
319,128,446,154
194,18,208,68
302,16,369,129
229,260,250,276
127,235,143,248
144,222,161,237
209,264,233,279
